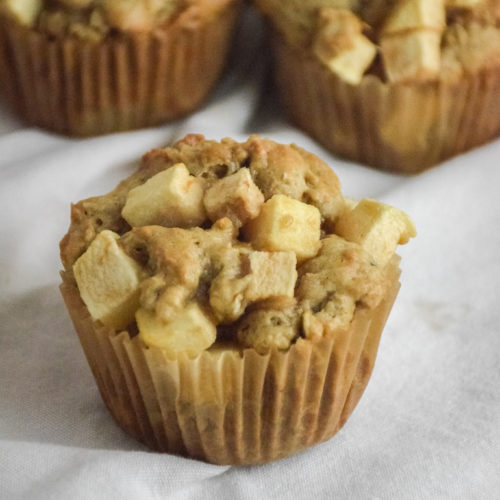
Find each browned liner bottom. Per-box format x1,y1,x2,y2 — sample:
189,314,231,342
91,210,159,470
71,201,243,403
60,258,401,465
0,3,240,137
272,33,500,174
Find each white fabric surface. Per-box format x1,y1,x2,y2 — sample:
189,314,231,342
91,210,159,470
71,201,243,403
1,11,499,500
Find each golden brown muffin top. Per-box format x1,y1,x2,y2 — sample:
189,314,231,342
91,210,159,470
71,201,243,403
0,0,233,40
253,0,500,83
60,135,415,357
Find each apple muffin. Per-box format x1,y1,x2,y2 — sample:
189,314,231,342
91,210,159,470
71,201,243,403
253,0,500,172
0,0,241,136
60,134,415,464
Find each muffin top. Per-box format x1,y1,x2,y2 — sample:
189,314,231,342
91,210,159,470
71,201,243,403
60,135,415,358
0,0,232,39
253,0,500,84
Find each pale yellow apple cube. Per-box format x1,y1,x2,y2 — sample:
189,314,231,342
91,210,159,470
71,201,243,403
246,251,297,301
315,35,377,85
3,0,42,26
136,302,216,358
383,0,445,34
99,0,177,31
209,249,297,323
313,8,376,85
335,198,416,267
342,196,359,212
381,30,442,82
203,168,264,227
122,163,206,228
244,195,321,261
73,230,146,330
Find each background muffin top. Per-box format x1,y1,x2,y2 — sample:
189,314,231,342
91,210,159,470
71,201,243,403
0,0,231,39
253,0,500,83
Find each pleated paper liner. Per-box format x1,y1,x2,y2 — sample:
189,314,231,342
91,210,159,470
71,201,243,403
60,256,401,465
272,32,500,174
0,2,240,137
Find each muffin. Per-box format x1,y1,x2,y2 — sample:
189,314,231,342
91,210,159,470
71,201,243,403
252,0,500,173
59,134,415,465
0,0,241,136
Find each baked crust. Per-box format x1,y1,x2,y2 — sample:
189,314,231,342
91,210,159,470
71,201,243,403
61,134,344,270
61,135,375,354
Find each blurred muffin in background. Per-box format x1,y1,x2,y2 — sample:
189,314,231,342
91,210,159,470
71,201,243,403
0,0,242,136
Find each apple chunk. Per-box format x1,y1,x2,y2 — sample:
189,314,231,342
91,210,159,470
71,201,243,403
381,30,442,83
136,302,216,358
380,0,445,82
243,194,321,261
122,163,206,228
73,230,146,330
209,249,297,323
2,0,42,27
335,198,416,267
313,8,377,85
382,0,445,34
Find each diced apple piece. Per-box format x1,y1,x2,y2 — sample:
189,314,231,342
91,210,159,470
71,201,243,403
381,0,445,82
203,169,264,227
73,230,146,330
342,196,359,212
243,194,321,261
313,9,377,85
99,0,177,31
335,198,416,267
122,163,206,229
316,36,377,85
246,251,297,301
381,30,442,82
382,0,446,35
136,302,216,358
3,0,42,26
209,248,297,323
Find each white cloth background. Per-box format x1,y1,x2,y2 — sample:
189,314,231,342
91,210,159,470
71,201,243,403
1,10,499,500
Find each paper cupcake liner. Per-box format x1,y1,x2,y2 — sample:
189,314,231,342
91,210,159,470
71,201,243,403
272,32,500,173
0,3,240,136
60,257,401,465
